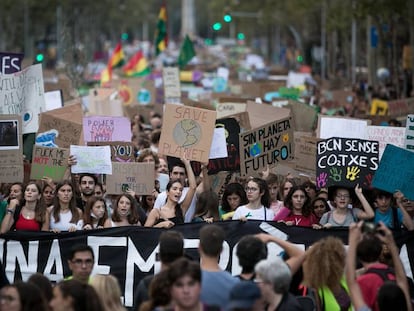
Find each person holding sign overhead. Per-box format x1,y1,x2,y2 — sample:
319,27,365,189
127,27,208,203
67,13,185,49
145,157,196,228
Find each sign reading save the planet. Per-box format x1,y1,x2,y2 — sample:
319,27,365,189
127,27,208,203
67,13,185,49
158,103,217,163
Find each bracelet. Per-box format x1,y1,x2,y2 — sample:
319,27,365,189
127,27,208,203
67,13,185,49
6,209,15,215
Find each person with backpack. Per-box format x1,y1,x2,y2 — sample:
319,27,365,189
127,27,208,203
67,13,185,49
346,221,412,311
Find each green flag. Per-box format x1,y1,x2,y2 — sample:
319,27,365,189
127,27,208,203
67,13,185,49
178,35,196,69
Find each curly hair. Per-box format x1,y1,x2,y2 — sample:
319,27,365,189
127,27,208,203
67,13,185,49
302,236,346,290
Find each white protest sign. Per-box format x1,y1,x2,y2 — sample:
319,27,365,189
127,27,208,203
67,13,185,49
209,127,228,159
317,116,369,139
367,125,405,159
162,67,181,99
0,64,46,134
70,145,112,174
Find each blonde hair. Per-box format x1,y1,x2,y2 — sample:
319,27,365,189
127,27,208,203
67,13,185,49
302,236,346,290
90,274,125,311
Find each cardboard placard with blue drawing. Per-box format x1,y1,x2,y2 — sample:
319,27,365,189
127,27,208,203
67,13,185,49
316,137,379,189
239,116,294,177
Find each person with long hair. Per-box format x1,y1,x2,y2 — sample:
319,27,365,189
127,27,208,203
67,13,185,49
192,190,220,223
311,197,331,229
1,182,49,233
49,180,83,232
275,185,317,227
82,197,108,230
302,236,351,310
90,274,125,311
0,182,24,225
0,281,50,311
105,193,141,227
49,279,104,311
145,158,196,228
232,177,274,221
220,182,248,220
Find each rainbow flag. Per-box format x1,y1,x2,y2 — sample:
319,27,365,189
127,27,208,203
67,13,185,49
123,51,151,77
108,43,125,69
154,3,168,55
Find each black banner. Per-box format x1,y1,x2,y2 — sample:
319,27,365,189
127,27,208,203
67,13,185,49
0,221,413,308
0,52,24,74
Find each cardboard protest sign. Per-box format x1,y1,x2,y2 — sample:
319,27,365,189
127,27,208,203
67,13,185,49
293,133,319,175
317,116,369,139
239,117,294,177
0,115,23,182
372,144,414,200
30,146,69,181
159,104,217,163
105,162,154,195
405,114,414,151
0,52,23,74
367,126,405,159
246,101,291,129
70,145,112,175
0,64,46,133
387,98,413,117
87,88,124,117
162,67,181,100
37,113,83,148
83,116,131,143
286,100,318,132
87,141,135,162
316,137,379,189
216,102,247,119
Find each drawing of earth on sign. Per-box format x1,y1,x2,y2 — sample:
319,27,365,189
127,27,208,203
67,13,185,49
173,119,202,148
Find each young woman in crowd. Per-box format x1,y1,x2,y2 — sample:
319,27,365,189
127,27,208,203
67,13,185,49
0,182,24,224
82,197,108,230
310,197,330,227
145,158,196,228
219,182,248,220
90,274,126,311
42,183,55,207
232,177,274,221
303,236,351,311
192,190,220,223
319,185,375,228
274,185,316,227
0,281,50,311
49,180,83,232
140,195,155,216
105,193,142,227
1,182,49,233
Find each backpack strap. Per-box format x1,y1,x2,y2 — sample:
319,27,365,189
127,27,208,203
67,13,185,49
364,267,395,282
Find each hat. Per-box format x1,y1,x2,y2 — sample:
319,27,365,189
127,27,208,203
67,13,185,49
227,281,261,310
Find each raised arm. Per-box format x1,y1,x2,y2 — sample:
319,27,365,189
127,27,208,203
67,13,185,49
394,191,414,231
0,199,19,234
376,222,413,311
196,163,211,196
180,158,197,216
63,155,77,182
346,221,367,310
354,184,375,220
255,233,305,275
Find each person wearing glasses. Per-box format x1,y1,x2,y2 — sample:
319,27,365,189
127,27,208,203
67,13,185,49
65,244,94,284
319,185,375,228
232,177,274,221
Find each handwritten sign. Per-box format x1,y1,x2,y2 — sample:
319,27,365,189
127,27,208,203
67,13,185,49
106,162,154,195
372,144,414,200
83,116,131,143
0,52,23,74
0,64,46,134
317,116,369,139
70,145,112,175
367,125,405,159
37,113,83,148
159,104,217,163
216,102,247,119
293,134,319,174
162,67,181,99
0,165,24,183
87,141,135,162
316,137,379,189
405,114,414,151
30,146,69,181
239,117,293,177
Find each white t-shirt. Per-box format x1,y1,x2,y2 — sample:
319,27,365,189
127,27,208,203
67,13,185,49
153,187,197,223
232,205,275,221
49,209,83,231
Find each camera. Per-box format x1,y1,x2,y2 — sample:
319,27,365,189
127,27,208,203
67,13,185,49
121,184,129,192
362,222,377,234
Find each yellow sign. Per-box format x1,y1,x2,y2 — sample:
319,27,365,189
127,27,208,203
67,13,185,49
370,99,388,116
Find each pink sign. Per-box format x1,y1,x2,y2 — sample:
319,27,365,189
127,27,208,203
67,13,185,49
83,116,132,143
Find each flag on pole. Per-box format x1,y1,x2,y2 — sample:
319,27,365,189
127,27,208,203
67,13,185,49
123,51,151,77
177,35,196,69
154,3,168,55
100,43,125,85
